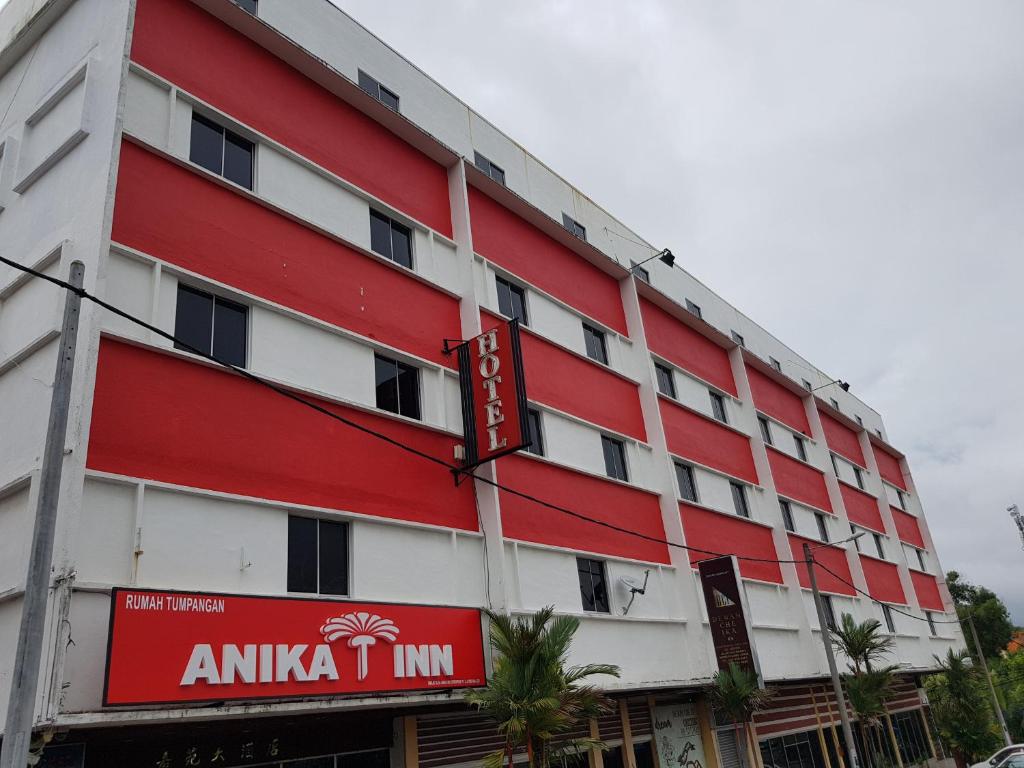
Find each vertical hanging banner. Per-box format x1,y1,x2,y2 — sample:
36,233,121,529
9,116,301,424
697,556,762,684
454,319,530,469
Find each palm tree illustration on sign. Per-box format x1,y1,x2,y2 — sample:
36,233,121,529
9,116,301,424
320,612,400,681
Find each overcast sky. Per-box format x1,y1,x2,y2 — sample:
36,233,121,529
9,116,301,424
335,0,1024,623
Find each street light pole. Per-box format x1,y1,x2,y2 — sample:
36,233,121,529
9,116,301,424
965,611,1012,746
804,541,861,768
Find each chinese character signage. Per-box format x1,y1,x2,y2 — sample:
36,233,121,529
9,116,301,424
454,320,530,469
697,556,762,682
654,703,708,768
103,589,487,706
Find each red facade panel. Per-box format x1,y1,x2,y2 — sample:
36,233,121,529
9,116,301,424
911,571,945,612
788,534,855,596
767,447,832,512
87,340,478,530
494,313,646,441
678,503,782,584
860,556,907,605
840,484,884,532
746,365,809,433
873,445,908,490
659,399,757,484
819,411,865,466
640,299,737,396
469,189,627,334
498,455,669,564
891,507,925,549
113,143,461,366
131,0,452,236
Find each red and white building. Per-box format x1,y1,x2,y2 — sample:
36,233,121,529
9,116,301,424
0,1,965,767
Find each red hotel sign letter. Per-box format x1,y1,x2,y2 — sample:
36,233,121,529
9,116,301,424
455,320,530,468
103,589,487,706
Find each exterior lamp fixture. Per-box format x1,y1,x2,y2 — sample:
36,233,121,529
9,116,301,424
812,378,851,393
632,248,675,270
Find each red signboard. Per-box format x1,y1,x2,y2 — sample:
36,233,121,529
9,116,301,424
103,589,487,706
455,320,530,468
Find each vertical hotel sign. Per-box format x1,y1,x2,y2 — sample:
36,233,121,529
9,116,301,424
697,556,762,683
454,319,530,469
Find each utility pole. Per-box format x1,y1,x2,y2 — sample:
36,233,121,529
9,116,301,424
1,261,84,768
965,611,1012,746
804,543,861,768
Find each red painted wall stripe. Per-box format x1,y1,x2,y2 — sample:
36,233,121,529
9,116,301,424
891,507,925,549
873,445,908,490
840,484,884,532
678,503,782,583
860,556,906,605
911,571,945,612
468,189,627,335
499,455,668,564
819,411,865,466
87,339,478,530
131,0,452,236
767,447,832,512
113,143,461,367
485,311,646,441
788,534,855,595
660,399,757,484
640,299,737,396
746,365,809,434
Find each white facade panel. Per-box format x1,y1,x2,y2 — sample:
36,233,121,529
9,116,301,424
76,478,135,586
0,484,31,589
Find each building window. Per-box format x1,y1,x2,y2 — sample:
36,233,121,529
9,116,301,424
582,323,608,365
473,151,506,185
730,482,750,518
793,435,808,462
916,548,926,571
856,415,864,427
357,70,399,111
802,379,812,392
562,213,586,240
779,500,795,533
896,489,907,510
602,436,628,482
374,354,420,420
769,357,782,372
189,112,254,189
822,595,837,631
231,0,257,13
876,428,883,439
758,416,773,446
926,611,937,636
830,397,840,410
287,516,348,595
850,524,862,552
577,557,610,613
873,533,885,559
709,391,728,424
676,463,698,503
731,331,745,347
882,604,896,633
655,362,676,399
495,275,528,325
830,454,840,477
524,408,545,457
174,284,248,367
369,210,413,269
853,466,865,490
685,299,702,319
630,261,650,283
815,513,829,543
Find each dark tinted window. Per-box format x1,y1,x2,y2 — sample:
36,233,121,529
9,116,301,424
851,524,862,552
378,85,400,112
358,70,399,111
873,533,885,559
780,500,795,532
770,357,782,371
368,210,412,269
676,463,698,503
655,362,676,398
212,295,248,367
802,379,812,391
830,397,840,410
495,276,527,325
318,520,349,596
287,516,317,593
853,466,864,489
474,151,506,185
525,408,544,456
583,323,607,365
793,435,807,462
815,513,829,542
375,354,420,419
174,284,247,367
822,595,837,630
223,130,254,188
288,516,348,595
758,416,773,445
232,0,257,13
731,331,745,347
882,604,895,633
631,261,650,283
831,454,840,477
602,436,628,481
577,557,609,613
685,299,702,318
916,548,926,571
189,113,224,175
730,482,749,518
896,490,907,510
926,612,936,636
709,391,727,423
562,213,586,240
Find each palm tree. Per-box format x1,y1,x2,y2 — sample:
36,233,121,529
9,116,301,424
467,606,621,768
709,663,775,768
925,649,1002,763
830,613,895,673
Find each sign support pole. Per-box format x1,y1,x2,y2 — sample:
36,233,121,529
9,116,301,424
803,543,860,768
1,262,84,768
966,611,1012,746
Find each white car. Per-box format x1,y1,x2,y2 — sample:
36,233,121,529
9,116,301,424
971,745,1024,768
